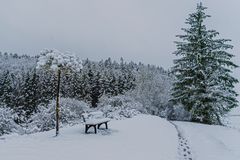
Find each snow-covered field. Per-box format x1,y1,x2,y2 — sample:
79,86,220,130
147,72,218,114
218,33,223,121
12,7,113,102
1,110,240,160
0,115,178,160
227,107,240,131
174,107,240,160
175,122,240,160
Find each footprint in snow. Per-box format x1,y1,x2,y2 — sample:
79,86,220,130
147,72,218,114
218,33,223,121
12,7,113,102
169,121,194,160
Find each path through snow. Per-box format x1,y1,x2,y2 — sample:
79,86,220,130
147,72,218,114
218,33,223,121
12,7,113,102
175,121,240,160
170,121,194,160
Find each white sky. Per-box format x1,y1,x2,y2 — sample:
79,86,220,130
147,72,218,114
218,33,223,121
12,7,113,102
0,0,239,98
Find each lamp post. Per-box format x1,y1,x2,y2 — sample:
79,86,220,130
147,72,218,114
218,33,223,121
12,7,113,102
56,68,61,136
36,49,82,136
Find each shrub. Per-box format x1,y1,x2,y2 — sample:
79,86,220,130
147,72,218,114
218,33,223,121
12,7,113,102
0,106,22,136
97,95,147,120
27,98,90,133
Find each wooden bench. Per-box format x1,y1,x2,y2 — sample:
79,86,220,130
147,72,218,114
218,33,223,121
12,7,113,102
82,112,110,134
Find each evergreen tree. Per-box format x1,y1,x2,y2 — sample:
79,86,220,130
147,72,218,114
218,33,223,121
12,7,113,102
22,69,39,118
117,75,125,94
0,71,14,107
171,3,239,124
107,72,118,96
90,72,102,107
38,70,56,104
69,72,83,99
79,73,90,100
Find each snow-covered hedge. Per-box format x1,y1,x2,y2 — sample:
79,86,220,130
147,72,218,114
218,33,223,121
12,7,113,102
0,107,22,136
27,98,90,133
97,95,147,120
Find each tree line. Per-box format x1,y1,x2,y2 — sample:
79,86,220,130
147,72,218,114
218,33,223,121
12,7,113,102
0,52,168,122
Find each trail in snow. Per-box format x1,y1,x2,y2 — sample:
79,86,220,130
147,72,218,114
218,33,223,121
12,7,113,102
169,121,194,160
175,121,240,160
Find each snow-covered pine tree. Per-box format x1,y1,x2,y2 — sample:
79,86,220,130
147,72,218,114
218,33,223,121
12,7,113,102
171,3,239,124
66,71,82,99
108,72,118,96
0,71,14,107
90,71,102,107
22,69,39,118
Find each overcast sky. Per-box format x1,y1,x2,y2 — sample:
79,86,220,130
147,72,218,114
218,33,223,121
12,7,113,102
0,0,240,96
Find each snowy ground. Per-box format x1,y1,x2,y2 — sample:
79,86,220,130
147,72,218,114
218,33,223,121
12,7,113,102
174,121,240,160
0,115,178,160
1,109,240,160
226,107,240,131
173,106,240,160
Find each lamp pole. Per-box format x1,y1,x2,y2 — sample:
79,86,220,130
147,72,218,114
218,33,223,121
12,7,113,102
56,68,61,136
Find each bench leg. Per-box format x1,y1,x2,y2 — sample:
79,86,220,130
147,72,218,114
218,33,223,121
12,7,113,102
105,122,108,129
85,125,97,134
97,123,105,129
85,125,88,134
94,125,97,134
85,122,108,134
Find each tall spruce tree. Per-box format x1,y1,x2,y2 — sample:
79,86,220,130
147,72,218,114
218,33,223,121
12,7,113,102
90,71,102,107
1,71,14,107
171,3,239,124
22,69,39,118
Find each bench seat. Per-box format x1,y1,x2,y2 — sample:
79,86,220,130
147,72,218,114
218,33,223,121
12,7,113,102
82,112,110,134
85,118,111,125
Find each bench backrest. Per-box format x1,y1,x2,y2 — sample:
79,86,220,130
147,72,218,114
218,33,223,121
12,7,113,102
82,111,104,122
82,113,88,123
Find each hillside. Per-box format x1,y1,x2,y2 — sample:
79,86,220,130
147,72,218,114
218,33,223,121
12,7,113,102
0,115,178,160
1,112,240,160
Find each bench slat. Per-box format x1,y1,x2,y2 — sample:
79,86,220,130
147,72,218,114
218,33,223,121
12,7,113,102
85,118,110,125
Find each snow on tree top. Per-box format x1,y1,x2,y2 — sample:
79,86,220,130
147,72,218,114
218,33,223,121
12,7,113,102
36,49,82,72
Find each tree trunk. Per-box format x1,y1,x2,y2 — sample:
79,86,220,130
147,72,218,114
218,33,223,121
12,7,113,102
56,69,61,136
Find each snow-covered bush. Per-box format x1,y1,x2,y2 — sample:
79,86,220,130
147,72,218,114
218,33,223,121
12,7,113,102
128,67,173,116
27,98,90,133
59,98,90,123
0,107,22,136
27,105,55,133
166,104,191,121
97,95,147,120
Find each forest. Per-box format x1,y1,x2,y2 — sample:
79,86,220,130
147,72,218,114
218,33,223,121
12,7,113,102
0,50,173,135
